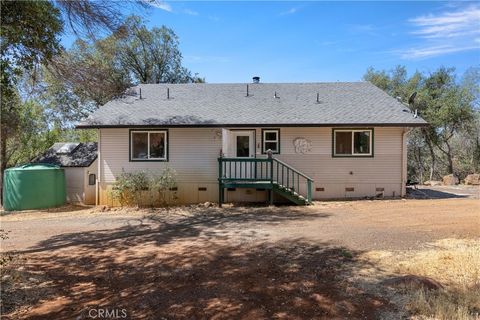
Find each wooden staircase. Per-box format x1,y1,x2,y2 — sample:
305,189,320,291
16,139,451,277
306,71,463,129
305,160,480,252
272,182,310,205
218,156,313,206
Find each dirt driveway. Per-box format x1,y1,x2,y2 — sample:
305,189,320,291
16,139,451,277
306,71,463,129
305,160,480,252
1,198,479,319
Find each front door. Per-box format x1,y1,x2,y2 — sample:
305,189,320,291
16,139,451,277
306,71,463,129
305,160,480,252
232,131,255,158
227,130,255,180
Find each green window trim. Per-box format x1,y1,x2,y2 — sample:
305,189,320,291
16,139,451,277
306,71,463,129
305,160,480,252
261,128,281,154
129,129,169,162
332,128,374,158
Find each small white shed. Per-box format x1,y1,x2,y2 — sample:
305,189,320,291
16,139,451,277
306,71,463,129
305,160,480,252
32,142,98,205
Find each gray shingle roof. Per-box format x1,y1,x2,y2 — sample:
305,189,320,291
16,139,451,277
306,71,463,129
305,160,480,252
77,82,427,128
32,142,98,167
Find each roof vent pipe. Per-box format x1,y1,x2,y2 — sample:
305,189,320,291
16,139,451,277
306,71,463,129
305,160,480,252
167,87,170,99
139,88,142,99
252,76,260,83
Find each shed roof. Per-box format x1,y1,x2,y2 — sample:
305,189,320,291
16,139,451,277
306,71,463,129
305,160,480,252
77,82,427,128
32,142,98,167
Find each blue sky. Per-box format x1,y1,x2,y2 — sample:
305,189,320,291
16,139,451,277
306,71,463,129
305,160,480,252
63,1,480,83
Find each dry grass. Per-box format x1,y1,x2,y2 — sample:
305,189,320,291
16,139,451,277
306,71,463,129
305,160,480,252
395,239,480,288
408,288,479,320
374,239,480,320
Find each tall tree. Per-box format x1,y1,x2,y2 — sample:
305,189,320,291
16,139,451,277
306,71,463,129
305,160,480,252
116,16,200,84
44,15,203,125
419,68,474,175
364,66,477,181
0,0,147,202
48,37,132,109
1,0,63,201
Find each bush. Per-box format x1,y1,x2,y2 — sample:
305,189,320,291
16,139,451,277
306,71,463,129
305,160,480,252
110,167,177,207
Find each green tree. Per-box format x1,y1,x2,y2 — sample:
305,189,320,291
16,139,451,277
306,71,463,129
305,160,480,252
419,68,474,175
116,16,200,84
42,15,203,127
0,0,146,201
364,66,477,182
1,0,63,200
47,37,132,109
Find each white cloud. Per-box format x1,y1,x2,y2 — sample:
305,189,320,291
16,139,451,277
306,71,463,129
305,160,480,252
208,15,220,22
398,5,480,59
399,45,479,59
279,7,298,16
348,24,375,33
183,9,199,16
148,0,173,12
410,5,480,39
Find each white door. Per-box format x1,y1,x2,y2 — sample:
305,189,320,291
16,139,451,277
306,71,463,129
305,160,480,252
231,131,255,158
226,130,255,179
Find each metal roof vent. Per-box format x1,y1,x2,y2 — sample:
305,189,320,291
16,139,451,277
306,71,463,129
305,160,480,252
252,76,260,83
55,143,80,154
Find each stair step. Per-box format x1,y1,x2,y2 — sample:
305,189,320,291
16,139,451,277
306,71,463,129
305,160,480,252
272,180,311,205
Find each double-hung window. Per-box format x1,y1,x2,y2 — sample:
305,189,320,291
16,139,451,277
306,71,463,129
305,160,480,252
262,129,280,154
130,130,168,161
333,129,373,157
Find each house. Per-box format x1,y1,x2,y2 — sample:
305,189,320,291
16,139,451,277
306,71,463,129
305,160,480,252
32,142,98,205
76,79,427,205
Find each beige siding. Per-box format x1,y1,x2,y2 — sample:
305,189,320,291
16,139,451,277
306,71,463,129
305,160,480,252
98,127,406,204
99,128,221,205
64,167,84,203
255,127,404,199
84,159,97,205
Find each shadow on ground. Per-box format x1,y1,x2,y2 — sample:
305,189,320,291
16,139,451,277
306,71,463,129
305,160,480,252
407,187,469,199
3,206,391,319
18,206,330,254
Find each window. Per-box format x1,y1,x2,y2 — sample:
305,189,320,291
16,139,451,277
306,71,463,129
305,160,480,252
333,129,373,157
262,129,280,154
88,174,96,186
130,130,168,161
236,136,250,157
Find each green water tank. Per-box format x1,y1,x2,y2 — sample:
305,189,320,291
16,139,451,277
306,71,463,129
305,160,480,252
3,164,66,211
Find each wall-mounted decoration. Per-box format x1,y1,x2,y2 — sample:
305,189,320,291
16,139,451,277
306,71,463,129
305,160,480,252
212,129,222,141
293,138,312,154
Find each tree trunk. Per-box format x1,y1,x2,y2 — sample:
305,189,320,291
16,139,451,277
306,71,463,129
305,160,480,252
426,139,436,181
436,138,455,176
445,141,454,175
416,146,424,183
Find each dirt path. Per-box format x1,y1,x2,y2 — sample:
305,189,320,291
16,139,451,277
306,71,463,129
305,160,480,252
1,198,479,319
2,199,479,252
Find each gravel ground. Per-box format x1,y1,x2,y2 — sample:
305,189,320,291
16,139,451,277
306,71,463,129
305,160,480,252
1,198,479,252
1,198,479,319
408,185,479,199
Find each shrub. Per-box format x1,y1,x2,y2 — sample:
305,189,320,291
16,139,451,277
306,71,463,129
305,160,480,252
110,168,177,207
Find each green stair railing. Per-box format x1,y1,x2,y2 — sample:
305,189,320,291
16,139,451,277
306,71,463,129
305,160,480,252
218,156,314,205
272,158,314,202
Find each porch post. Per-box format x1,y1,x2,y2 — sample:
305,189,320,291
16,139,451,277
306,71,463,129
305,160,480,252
267,149,274,205
218,157,223,207
307,179,312,203
219,184,224,207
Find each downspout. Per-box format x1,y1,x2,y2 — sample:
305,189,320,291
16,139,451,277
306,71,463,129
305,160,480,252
401,128,413,197
96,128,101,206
